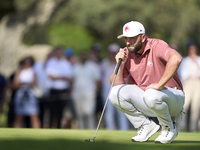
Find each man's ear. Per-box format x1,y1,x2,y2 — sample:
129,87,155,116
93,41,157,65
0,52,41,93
142,34,146,42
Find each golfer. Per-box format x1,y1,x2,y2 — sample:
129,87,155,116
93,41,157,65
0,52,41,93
109,21,185,144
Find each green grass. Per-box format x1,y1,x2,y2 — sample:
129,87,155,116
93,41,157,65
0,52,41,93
0,128,200,150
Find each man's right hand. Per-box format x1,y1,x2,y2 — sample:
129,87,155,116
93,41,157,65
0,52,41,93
115,48,128,66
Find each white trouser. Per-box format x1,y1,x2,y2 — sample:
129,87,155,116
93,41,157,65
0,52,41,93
178,79,200,131
72,92,96,129
102,93,129,130
109,84,185,129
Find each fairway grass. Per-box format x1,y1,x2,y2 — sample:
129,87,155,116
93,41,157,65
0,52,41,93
0,128,200,150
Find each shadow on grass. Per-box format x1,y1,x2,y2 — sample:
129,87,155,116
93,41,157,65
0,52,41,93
134,140,200,145
0,139,200,150
173,140,200,144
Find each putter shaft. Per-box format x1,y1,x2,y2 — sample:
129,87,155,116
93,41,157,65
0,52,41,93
86,58,122,142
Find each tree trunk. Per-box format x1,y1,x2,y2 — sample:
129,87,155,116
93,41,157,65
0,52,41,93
0,0,66,77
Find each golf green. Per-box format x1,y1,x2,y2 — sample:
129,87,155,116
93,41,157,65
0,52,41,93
0,128,199,150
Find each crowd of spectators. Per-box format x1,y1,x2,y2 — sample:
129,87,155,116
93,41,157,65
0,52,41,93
0,41,200,131
0,43,130,130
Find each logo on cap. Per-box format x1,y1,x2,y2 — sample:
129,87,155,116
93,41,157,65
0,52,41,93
125,25,130,32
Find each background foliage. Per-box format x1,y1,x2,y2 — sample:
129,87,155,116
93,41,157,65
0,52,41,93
1,0,200,56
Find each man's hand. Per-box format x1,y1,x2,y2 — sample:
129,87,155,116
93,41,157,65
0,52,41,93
145,83,167,91
49,75,57,80
109,48,127,86
115,48,127,65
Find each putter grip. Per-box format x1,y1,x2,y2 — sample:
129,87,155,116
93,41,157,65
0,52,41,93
115,58,122,75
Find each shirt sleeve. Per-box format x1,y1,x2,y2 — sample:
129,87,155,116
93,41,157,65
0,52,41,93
63,62,73,78
45,58,54,76
154,40,175,61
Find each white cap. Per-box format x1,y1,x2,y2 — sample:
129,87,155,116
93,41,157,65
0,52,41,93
108,43,120,53
117,21,145,39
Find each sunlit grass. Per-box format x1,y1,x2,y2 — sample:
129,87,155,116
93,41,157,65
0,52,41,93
0,128,199,150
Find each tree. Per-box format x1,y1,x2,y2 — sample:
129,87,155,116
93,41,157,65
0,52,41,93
0,0,67,76
52,0,200,54
1,0,200,77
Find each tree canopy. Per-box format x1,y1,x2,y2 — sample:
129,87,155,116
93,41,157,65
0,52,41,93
1,0,200,75
1,0,200,54
50,0,200,55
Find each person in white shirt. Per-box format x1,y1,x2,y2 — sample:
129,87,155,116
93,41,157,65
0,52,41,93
178,41,200,131
101,43,129,130
45,47,73,128
72,52,101,129
14,56,41,128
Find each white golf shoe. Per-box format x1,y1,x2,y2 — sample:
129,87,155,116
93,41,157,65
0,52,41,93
155,125,178,144
131,121,160,142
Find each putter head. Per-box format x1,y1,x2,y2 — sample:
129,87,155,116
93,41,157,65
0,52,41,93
85,139,94,142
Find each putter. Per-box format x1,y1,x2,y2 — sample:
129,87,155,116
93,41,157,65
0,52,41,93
85,58,122,142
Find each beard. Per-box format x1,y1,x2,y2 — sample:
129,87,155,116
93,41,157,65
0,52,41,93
127,36,142,53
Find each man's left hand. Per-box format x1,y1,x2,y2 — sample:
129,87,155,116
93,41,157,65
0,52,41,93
145,83,167,91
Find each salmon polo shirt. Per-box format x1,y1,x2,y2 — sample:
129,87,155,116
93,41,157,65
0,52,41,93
123,37,183,91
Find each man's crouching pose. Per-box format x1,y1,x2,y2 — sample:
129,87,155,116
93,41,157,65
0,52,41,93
109,21,185,144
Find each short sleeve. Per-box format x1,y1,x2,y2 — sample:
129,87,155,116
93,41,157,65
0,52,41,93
153,40,175,61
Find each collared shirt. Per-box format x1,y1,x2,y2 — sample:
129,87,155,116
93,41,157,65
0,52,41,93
123,37,183,91
72,60,101,94
33,61,51,96
46,57,73,90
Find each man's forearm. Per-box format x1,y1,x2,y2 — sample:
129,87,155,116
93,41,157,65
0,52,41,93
158,51,182,88
109,68,125,86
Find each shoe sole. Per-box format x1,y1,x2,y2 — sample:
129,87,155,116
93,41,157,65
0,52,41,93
132,125,160,142
154,132,178,144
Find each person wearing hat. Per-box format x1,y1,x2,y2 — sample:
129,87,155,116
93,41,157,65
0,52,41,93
89,43,102,64
108,21,185,143
64,48,77,65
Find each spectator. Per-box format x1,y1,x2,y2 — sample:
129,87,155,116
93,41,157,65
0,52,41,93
89,43,103,126
7,60,24,127
72,52,101,129
89,43,102,64
14,56,41,128
178,40,200,131
33,52,54,98
0,73,6,115
101,43,129,130
63,48,77,128
33,52,54,128
64,48,77,65
45,47,73,128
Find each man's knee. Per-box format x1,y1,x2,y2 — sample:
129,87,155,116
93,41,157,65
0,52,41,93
109,86,119,107
143,89,160,109
109,85,125,107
